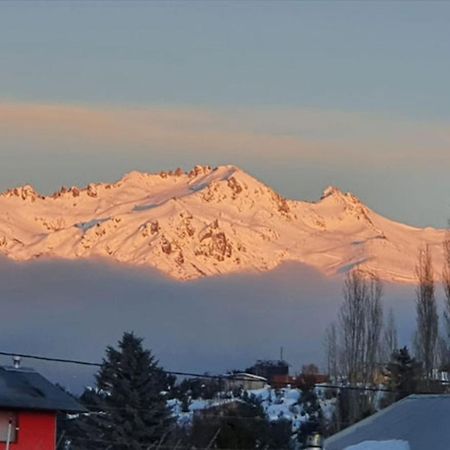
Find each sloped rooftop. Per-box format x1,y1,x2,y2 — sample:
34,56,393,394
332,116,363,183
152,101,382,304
0,366,85,413
325,395,450,450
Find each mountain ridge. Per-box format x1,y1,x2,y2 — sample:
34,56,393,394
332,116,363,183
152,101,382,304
0,165,444,283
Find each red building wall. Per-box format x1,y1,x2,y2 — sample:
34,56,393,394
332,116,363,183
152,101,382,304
0,411,56,450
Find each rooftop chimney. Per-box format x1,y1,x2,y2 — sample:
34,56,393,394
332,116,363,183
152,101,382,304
13,356,21,369
303,433,323,449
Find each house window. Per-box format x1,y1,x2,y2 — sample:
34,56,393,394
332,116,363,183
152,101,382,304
0,412,17,443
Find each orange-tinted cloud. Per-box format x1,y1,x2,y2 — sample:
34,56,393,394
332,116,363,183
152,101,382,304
1,101,449,168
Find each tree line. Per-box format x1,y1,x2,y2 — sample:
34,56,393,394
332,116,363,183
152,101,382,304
323,233,450,429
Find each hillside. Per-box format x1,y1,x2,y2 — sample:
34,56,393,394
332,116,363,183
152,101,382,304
0,165,445,282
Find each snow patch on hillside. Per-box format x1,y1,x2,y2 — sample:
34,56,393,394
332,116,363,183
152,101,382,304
169,386,335,432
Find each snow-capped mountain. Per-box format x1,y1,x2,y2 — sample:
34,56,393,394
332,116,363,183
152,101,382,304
0,165,445,282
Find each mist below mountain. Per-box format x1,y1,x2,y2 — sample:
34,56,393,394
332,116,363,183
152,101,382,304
0,258,418,393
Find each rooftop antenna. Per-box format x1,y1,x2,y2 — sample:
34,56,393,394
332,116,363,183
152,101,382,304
280,346,284,361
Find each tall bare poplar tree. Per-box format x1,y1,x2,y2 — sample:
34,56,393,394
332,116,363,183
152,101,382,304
442,232,450,343
339,270,367,383
324,322,338,381
364,276,384,382
331,270,384,427
414,245,438,380
382,308,398,363
338,269,383,384
438,230,450,369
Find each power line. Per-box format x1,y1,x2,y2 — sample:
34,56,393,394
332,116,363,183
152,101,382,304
0,350,261,383
0,349,446,395
0,351,101,367
62,410,276,421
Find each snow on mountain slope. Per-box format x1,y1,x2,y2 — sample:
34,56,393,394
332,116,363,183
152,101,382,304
0,165,445,282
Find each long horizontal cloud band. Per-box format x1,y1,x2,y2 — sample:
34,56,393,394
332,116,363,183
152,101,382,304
1,101,449,168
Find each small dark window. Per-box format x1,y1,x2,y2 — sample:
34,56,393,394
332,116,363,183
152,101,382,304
0,412,18,443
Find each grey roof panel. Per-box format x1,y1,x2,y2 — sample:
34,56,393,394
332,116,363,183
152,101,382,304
325,395,450,450
0,366,85,413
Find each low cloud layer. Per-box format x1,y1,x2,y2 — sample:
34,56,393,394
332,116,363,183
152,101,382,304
0,257,415,393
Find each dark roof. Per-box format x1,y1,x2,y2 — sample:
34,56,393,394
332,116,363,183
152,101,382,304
0,366,86,413
325,394,450,450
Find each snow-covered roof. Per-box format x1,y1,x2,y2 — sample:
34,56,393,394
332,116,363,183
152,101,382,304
344,441,410,450
228,372,268,382
325,395,450,450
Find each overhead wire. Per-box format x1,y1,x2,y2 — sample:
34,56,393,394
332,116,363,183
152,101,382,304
0,349,446,395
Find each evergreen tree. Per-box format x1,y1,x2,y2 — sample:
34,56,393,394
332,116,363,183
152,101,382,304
298,386,323,447
180,395,191,413
175,376,222,400
189,396,291,449
385,346,422,401
73,332,173,450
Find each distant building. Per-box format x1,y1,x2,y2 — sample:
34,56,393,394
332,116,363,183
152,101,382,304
0,361,85,450
271,373,329,389
246,360,289,384
325,394,450,450
224,372,267,391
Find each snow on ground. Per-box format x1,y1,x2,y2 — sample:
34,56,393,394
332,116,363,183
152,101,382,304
344,441,410,450
168,397,243,427
169,386,336,432
0,164,445,282
252,386,335,431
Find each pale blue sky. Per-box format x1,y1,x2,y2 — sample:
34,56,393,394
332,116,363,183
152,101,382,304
1,1,450,227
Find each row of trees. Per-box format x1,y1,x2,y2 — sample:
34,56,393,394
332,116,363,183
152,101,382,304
409,238,450,381
324,269,394,385
326,238,450,383
323,235,450,429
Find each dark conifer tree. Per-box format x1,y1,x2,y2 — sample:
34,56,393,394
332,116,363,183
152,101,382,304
73,332,173,450
189,397,291,450
298,386,323,447
385,346,422,401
